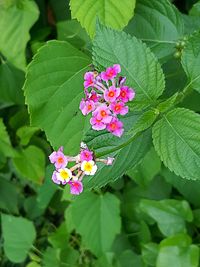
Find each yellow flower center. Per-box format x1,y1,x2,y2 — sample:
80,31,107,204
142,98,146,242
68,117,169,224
84,162,93,172
60,170,69,180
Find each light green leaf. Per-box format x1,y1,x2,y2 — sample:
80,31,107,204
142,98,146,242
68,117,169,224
0,0,39,69
48,223,69,249
152,108,200,180
17,126,39,146
70,0,136,38
93,23,165,109
125,0,184,61
0,61,24,108
26,262,41,267
42,247,60,267
24,40,91,154
0,118,14,157
12,145,45,184
139,199,193,236
182,32,200,94
1,214,36,263
189,1,200,16
157,234,199,267
142,243,158,267
71,192,121,256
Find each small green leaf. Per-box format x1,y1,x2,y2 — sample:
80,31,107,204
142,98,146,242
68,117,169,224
17,126,39,146
93,23,165,109
0,118,14,157
70,0,136,38
152,108,200,180
24,40,91,154
182,32,200,94
48,223,69,249
139,199,193,236
0,61,24,108
157,234,199,267
0,0,39,69
142,243,159,267
1,214,36,263
12,145,45,184
71,192,121,256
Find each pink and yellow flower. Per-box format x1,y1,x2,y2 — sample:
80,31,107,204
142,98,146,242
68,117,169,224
118,86,135,103
93,104,112,123
79,99,95,115
104,86,120,103
90,116,106,131
84,72,95,88
107,117,124,137
110,101,128,115
49,147,68,169
55,168,72,185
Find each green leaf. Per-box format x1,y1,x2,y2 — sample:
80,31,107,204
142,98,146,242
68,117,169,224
24,40,91,154
157,234,199,267
0,61,24,108
70,0,136,38
125,0,184,61
42,247,60,267
139,199,193,236
48,223,69,249
26,263,41,267
12,145,45,184
93,23,165,109
162,168,200,208
142,243,158,267
0,118,14,157
0,177,19,214
189,1,200,16
57,20,90,49
1,214,36,263
71,192,121,256
0,0,39,69
182,32,200,94
117,250,144,267
152,108,200,180
17,126,39,146
84,130,151,189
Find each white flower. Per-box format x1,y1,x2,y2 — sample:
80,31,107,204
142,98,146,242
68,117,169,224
81,160,97,175
56,168,72,182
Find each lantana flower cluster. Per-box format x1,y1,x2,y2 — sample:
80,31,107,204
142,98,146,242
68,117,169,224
49,143,114,195
79,64,135,137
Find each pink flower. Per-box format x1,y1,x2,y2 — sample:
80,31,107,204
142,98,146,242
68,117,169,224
110,101,128,115
93,104,112,123
104,86,120,103
107,117,124,137
90,116,106,131
69,180,83,195
52,171,60,185
80,149,93,162
84,72,95,88
101,64,121,81
89,90,101,103
49,147,68,169
106,157,115,165
118,86,135,103
79,99,95,115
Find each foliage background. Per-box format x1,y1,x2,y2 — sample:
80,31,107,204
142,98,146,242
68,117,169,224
1,0,200,266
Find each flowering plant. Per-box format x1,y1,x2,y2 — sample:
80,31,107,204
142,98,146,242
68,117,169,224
80,64,135,137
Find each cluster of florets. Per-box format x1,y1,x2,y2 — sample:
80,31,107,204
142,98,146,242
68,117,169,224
49,143,114,195
79,64,135,137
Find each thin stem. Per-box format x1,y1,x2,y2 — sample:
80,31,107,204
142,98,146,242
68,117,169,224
141,38,177,44
31,245,43,256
